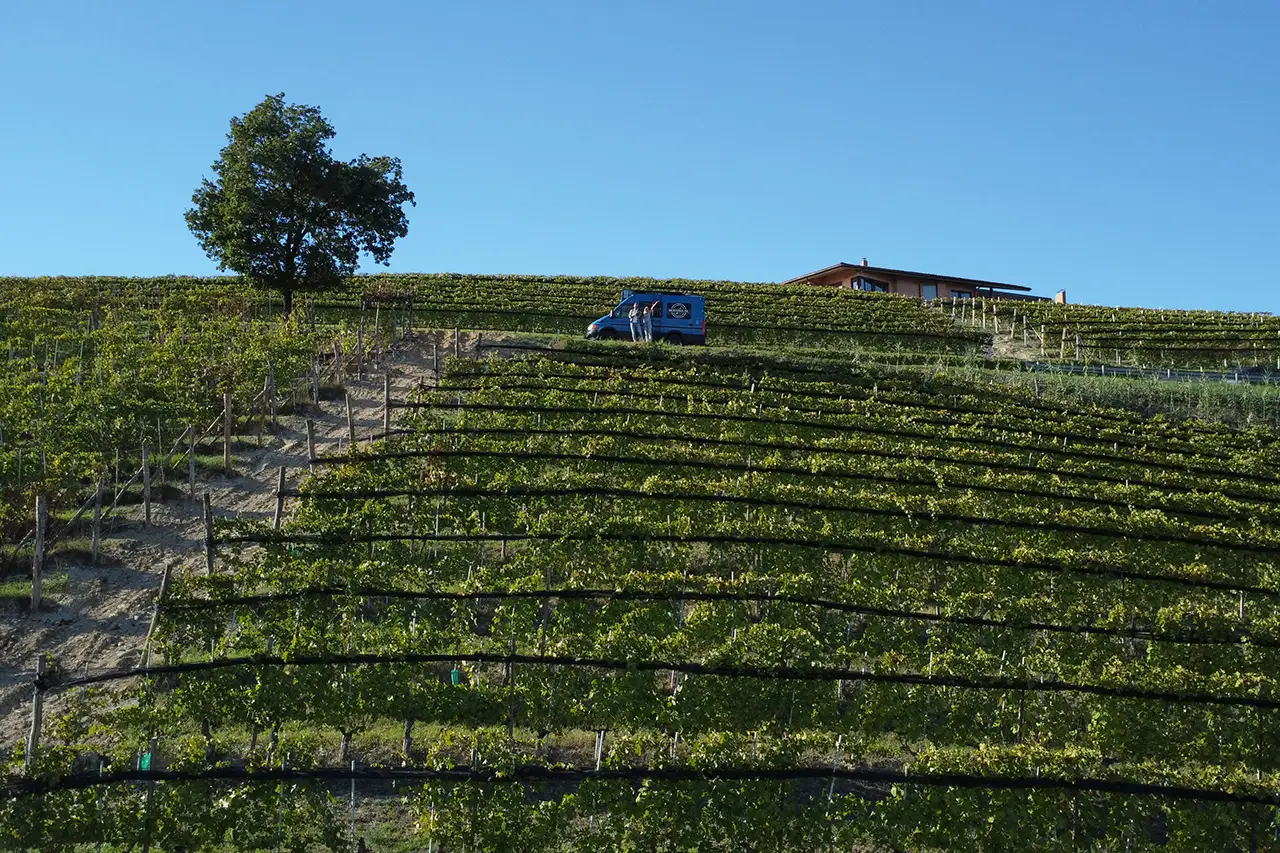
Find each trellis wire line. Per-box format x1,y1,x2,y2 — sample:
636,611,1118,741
159,585,1280,649
216,529,1279,598
309,423,1280,511
431,372,1230,463
295,444,1254,525
36,651,1280,712
278,482,1275,555
390,398,1280,487
8,763,1280,806
455,353,1261,435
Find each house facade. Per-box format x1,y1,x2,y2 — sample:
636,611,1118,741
783,260,1060,302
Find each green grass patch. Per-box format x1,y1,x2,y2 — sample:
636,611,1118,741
0,571,68,601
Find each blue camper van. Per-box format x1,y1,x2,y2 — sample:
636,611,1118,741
586,290,707,345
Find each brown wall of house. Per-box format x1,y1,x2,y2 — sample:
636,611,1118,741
796,268,972,299
794,268,1051,301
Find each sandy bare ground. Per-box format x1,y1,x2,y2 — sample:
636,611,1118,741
0,335,451,748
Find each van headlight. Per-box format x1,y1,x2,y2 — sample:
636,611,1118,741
588,323,598,331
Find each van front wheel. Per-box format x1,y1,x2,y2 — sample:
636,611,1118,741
665,332,684,346
596,329,616,340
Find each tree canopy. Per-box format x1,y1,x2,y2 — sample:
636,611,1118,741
186,93,415,313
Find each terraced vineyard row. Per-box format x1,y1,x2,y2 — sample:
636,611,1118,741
10,349,1280,850
0,285,319,540
0,274,990,356
962,296,1280,370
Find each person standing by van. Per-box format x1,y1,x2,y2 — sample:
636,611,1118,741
628,302,642,341
641,301,654,342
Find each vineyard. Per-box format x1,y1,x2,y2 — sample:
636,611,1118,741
6,274,1280,850
0,282,326,543
0,274,990,357
954,296,1280,370
5,332,1280,851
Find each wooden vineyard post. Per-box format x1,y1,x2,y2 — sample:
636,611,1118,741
258,376,268,446
144,565,174,669
383,373,392,436
346,392,356,445
24,656,43,774
223,391,233,476
273,466,287,531
31,495,46,612
357,302,367,378
268,358,279,433
432,342,439,375
203,491,215,575
141,442,151,528
475,331,482,361
91,479,102,565
188,424,196,501
454,326,461,360
306,420,317,471
349,759,358,851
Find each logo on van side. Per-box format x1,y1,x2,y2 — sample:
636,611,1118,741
668,302,690,320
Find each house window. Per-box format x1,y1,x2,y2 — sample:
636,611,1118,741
856,277,887,292
922,284,937,300
953,290,972,299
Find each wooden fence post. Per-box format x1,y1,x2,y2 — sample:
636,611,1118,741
267,359,279,432
188,424,196,501
356,319,365,380
144,565,174,669
346,392,356,445
91,479,103,565
383,373,392,436
306,420,317,471
203,492,214,575
454,327,461,360
23,656,43,774
32,495,46,611
273,467,287,531
258,375,269,446
223,391,233,476
142,442,151,528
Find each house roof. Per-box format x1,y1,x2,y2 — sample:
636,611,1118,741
782,262,1033,293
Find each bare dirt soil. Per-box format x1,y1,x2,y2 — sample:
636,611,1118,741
0,336,446,748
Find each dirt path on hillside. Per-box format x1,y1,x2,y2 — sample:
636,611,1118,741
0,335,452,748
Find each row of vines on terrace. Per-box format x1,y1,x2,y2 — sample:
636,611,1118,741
9,349,1280,850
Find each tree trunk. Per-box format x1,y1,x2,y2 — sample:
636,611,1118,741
282,288,294,315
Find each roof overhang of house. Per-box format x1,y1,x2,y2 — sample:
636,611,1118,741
782,262,1033,293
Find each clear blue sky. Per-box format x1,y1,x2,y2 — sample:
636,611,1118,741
1,1,1277,311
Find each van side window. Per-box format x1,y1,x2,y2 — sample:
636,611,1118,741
650,301,663,318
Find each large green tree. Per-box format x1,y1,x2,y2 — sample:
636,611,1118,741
186,93,415,313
